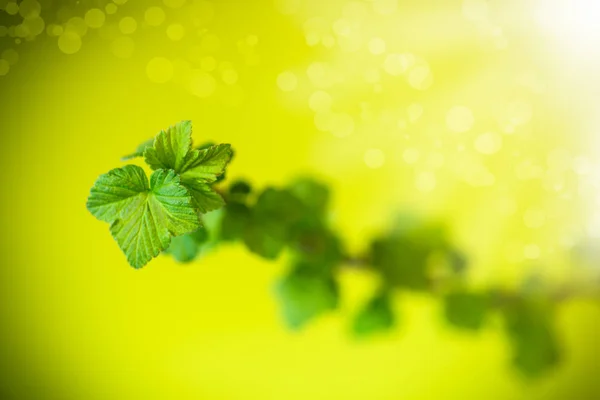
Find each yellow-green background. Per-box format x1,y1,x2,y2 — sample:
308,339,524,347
0,0,599,398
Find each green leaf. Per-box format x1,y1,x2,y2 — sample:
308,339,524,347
179,143,233,183
144,120,193,173
220,202,252,241
503,300,560,377
142,120,232,214
370,234,431,290
243,188,305,259
275,263,339,330
164,226,209,263
443,291,489,331
227,179,252,203
87,165,201,268
287,177,329,216
180,176,225,213
370,222,451,290
352,292,396,337
122,138,155,161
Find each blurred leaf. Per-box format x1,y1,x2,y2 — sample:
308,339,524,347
243,188,305,259
503,300,560,377
164,226,209,263
227,179,252,203
289,224,343,268
287,177,329,216
244,222,288,259
371,234,431,290
121,138,154,161
444,291,489,331
352,292,396,337
275,263,339,330
221,202,252,242
371,222,453,290
448,249,468,274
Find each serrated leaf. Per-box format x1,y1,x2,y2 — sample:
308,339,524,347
144,120,193,173
87,166,201,268
180,143,233,183
352,293,396,337
444,291,488,331
275,264,339,330
180,176,225,213
87,165,149,223
121,138,155,161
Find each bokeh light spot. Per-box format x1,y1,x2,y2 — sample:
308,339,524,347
190,70,217,97
364,148,385,169
222,69,238,85
105,3,118,15
167,24,185,41
66,17,88,37
58,32,82,54
474,132,502,155
18,0,41,19
416,171,437,192
5,2,19,15
309,91,332,112
146,57,174,83
145,7,166,27
524,244,541,260
447,106,475,133
368,37,386,55
1,48,18,65
119,17,138,35
277,71,298,92
403,148,420,164
85,9,106,29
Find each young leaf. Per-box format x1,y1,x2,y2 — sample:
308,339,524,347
142,120,232,214
275,263,339,330
180,143,233,183
352,292,396,337
180,176,225,213
144,120,193,173
87,165,202,268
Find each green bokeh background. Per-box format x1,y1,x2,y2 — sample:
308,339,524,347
0,0,599,398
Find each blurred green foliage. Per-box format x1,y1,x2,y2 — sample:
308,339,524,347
105,135,576,378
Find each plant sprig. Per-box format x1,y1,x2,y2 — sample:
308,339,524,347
88,121,598,378
87,120,232,268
